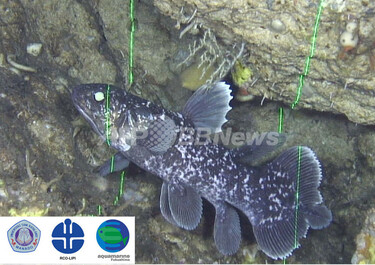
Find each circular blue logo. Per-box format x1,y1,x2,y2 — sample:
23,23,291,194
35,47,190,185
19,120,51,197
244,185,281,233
52,219,84,254
96,219,129,253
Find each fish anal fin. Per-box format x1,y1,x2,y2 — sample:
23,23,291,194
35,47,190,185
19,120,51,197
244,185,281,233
214,202,241,255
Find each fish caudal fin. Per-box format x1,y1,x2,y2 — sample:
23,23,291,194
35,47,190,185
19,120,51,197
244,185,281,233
249,146,332,259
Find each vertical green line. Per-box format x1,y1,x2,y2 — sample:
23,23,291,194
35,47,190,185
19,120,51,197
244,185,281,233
110,155,115,173
114,171,126,206
128,0,135,85
294,146,302,248
119,171,125,197
105,85,111,146
291,0,324,109
112,0,135,207
278,107,284,133
100,0,135,212
280,1,324,262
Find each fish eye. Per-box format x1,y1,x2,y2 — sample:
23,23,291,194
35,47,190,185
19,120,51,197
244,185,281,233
94,91,105,102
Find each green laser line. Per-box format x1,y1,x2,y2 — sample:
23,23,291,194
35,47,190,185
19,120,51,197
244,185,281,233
128,0,135,85
278,107,284,133
104,85,123,205
99,1,135,211
113,171,126,206
105,84,111,146
291,0,324,109
281,3,324,261
113,196,119,206
114,0,135,202
119,171,125,196
110,155,115,173
110,0,136,207
294,146,302,248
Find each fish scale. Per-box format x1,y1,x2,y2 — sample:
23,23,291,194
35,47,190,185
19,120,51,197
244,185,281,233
72,81,332,259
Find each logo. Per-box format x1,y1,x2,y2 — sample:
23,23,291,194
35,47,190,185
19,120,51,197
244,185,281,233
96,219,129,253
7,220,41,253
52,218,84,254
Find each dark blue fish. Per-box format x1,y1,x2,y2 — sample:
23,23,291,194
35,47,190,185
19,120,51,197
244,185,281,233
72,82,332,259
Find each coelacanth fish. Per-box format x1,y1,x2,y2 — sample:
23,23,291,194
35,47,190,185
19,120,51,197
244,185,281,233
72,82,332,259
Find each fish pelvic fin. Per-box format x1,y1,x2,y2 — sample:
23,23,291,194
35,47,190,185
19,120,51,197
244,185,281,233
159,181,202,230
248,146,332,260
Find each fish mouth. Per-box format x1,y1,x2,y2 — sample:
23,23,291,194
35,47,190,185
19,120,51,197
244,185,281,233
72,87,105,137
71,85,86,111
78,106,103,135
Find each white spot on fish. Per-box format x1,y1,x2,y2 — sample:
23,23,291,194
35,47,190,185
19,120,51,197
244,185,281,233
94,91,105,102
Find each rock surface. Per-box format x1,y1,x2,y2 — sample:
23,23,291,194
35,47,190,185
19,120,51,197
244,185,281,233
154,0,375,125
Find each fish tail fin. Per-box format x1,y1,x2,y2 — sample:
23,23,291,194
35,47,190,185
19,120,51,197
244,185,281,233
123,236,128,245
248,146,332,259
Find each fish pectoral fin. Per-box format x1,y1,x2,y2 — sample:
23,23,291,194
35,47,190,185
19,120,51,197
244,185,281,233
182,82,232,133
141,115,178,155
167,182,202,230
160,181,178,226
95,152,130,177
214,202,241,255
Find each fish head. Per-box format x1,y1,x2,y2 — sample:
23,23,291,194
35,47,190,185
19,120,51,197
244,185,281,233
72,84,154,151
98,227,106,240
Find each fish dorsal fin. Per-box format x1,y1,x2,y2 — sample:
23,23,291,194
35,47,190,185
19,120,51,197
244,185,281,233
182,82,232,133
